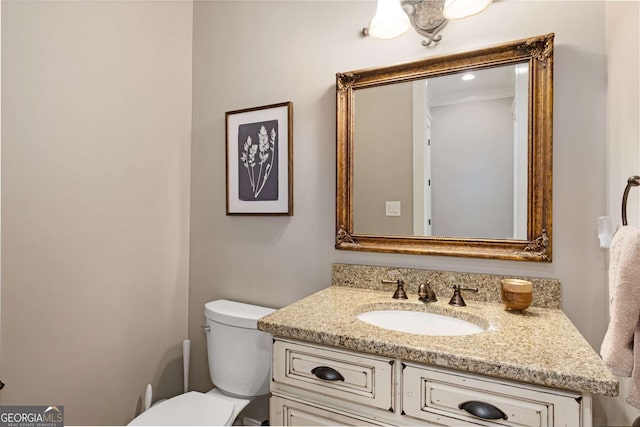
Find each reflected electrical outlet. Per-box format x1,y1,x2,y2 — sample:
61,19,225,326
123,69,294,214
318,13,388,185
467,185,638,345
385,201,401,216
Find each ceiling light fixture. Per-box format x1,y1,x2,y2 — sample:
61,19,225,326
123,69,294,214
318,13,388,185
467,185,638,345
443,0,493,20
363,0,492,47
365,0,411,39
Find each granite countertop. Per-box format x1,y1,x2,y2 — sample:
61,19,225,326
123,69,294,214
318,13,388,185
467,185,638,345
258,286,618,397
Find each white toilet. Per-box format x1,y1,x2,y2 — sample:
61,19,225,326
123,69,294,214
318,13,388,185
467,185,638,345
128,300,275,426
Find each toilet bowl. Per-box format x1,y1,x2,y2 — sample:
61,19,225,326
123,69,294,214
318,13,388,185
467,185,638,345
128,390,236,426
128,300,275,426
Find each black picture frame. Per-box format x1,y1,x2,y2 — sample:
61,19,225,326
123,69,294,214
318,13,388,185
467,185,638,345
225,102,293,215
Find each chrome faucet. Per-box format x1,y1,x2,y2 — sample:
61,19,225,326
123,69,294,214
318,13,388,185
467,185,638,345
418,282,437,302
448,284,478,307
381,278,408,299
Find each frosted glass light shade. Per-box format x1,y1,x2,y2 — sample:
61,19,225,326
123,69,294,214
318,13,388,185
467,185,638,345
368,0,410,39
443,0,492,20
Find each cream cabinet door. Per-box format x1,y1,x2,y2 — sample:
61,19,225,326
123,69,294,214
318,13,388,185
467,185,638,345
270,395,386,426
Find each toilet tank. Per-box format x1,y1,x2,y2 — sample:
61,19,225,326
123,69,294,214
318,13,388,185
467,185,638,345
204,300,275,397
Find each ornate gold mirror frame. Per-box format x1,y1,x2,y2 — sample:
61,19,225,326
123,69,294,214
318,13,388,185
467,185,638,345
336,34,554,261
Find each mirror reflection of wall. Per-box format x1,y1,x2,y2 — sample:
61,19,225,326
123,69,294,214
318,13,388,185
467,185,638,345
354,83,414,236
430,73,514,238
352,63,529,240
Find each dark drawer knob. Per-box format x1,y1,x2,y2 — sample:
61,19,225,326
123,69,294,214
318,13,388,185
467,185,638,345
459,400,508,420
311,366,345,382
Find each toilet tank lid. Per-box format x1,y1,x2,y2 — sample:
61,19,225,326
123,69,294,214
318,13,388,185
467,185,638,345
204,300,276,329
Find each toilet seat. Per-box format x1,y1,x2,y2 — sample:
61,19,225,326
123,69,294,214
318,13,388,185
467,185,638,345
128,391,235,426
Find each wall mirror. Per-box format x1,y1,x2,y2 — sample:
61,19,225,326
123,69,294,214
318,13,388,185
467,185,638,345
336,34,554,261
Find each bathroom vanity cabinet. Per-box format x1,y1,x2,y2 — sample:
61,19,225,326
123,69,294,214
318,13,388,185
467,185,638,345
269,338,588,427
258,284,617,427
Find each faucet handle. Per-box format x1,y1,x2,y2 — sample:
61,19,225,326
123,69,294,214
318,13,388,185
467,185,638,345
448,284,478,307
382,278,408,300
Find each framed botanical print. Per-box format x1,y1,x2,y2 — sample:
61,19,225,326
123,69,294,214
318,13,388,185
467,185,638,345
225,102,293,215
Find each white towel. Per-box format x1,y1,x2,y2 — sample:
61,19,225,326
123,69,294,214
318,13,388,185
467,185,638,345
601,225,640,408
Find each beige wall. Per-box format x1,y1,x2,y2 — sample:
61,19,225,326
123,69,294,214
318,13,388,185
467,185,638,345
189,0,611,418
605,1,640,425
0,0,636,425
607,1,640,230
1,1,192,425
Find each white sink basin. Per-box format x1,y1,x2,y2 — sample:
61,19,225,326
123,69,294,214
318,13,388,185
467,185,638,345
356,310,485,336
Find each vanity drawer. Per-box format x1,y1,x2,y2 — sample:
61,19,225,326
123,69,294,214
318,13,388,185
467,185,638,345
272,339,394,411
402,364,583,427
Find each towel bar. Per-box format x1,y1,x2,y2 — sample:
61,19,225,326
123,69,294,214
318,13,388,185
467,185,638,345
622,175,640,226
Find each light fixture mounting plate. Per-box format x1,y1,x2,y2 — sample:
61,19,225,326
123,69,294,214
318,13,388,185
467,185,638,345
401,0,448,47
